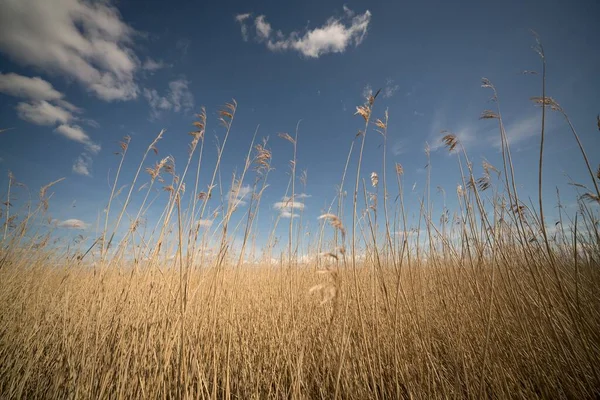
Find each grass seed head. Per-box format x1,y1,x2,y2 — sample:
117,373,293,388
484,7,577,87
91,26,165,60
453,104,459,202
370,172,379,187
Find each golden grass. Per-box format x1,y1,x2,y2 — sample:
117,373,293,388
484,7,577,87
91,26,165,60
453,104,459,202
0,260,598,399
1,36,600,399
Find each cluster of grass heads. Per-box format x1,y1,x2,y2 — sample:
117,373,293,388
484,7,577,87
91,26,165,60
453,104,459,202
1,39,599,399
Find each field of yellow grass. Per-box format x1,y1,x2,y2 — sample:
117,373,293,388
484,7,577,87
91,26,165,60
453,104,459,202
1,47,600,398
1,258,599,399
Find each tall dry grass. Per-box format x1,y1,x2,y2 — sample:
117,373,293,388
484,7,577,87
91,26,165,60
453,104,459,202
1,38,599,399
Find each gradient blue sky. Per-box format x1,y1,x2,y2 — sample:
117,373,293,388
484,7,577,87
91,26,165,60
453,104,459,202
0,0,598,252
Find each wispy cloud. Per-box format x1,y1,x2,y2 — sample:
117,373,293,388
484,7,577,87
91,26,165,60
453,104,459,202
72,153,93,176
427,109,477,153
282,193,311,201
273,201,305,211
363,79,400,100
16,100,100,152
255,15,272,41
490,114,540,150
426,108,447,152
235,13,252,41
236,7,371,58
450,126,477,152
0,72,62,101
55,218,89,229
1,72,100,152
197,219,213,228
142,58,169,72
144,78,194,119
55,125,101,154
228,184,252,208
16,101,71,125
168,79,194,112
0,0,139,101
280,211,299,219
362,84,373,100
383,78,399,98
274,196,306,219
391,141,406,156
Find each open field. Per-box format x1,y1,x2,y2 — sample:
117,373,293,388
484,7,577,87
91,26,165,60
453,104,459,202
1,45,600,399
1,257,599,399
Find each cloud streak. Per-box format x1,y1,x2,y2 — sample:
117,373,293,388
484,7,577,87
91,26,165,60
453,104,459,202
490,115,541,150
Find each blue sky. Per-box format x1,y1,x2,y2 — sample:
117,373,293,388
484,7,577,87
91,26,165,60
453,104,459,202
0,0,598,256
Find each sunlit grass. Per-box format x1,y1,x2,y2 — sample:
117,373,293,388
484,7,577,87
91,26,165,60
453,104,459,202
1,38,599,399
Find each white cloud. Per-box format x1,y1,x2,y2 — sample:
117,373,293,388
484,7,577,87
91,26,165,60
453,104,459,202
273,201,305,211
391,141,405,156
197,219,213,228
453,126,477,151
255,15,272,40
55,99,82,114
429,124,477,153
2,72,99,152
362,79,399,101
142,58,168,72
274,198,305,219
491,115,540,150
426,109,447,152
56,218,88,229
16,100,71,125
235,13,252,41
228,184,252,207
235,13,252,22
362,84,373,100
283,193,311,200
0,72,62,100
236,8,371,58
168,79,194,112
144,78,194,118
425,109,477,153
72,153,92,176
343,5,355,17
55,125,100,153
280,211,298,219
143,89,171,116
383,78,399,98
55,124,90,143
0,0,139,101
81,117,100,129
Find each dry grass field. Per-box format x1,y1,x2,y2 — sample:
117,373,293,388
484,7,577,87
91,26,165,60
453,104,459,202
1,48,599,399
